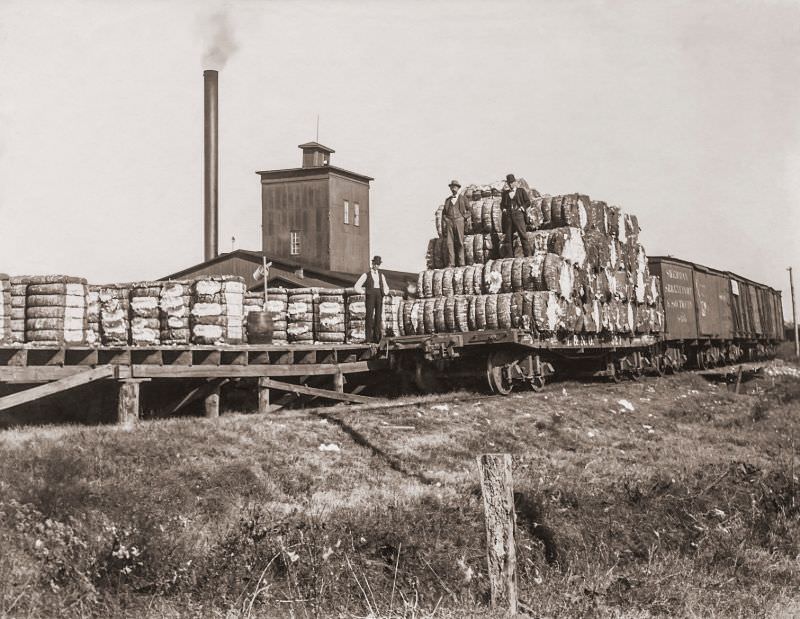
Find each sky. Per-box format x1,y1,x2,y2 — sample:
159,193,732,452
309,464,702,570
1,0,798,316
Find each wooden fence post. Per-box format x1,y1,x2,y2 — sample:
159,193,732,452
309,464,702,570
477,453,517,616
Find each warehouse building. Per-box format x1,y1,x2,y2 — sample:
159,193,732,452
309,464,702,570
163,141,415,291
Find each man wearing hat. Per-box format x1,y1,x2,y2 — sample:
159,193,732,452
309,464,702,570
354,255,390,343
442,179,470,267
500,173,532,257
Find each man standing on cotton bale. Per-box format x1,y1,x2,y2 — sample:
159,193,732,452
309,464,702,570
501,173,532,258
354,256,390,343
442,179,469,267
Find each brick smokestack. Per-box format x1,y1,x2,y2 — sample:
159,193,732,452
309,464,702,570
203,69,219,261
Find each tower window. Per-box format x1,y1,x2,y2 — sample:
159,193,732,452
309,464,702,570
290,231,301,255
354,203,360,227
343,200,350,225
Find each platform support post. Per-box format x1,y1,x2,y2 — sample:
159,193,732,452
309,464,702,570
204,385,221,419
117,380,141,426
333,371,344,393
258,377,270,414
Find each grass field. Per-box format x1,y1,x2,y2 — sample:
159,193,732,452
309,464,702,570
1,363,799,618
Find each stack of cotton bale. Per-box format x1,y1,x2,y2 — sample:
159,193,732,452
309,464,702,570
24,276,88,345
415,178,665,339
314,288,346,343
190,276,245,345
286,288,315,343
9,277,28,343
129,282,162,346
98,284,130,345
159,280,192,345
345,289,366,343
0,274,11,343
86,285,101,346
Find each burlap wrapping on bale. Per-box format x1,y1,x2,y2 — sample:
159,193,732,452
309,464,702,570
344,316,366,344
539,196,552,227
526,199,543,231
510,258,524,291
463,235,475,265
562,300,582,333
477,198,490,233
435,204,444,238
431,269,444,298
421,298,436,335
533,291,562,333
24,279,88,344
98,285,131,345
472,233,485,264
345,291,367,343
646,276,660,306
382,295,403,338
287,289,316,343
402,299,420,336
546,227,586,266
433,296,447,333
160,281,191,345
0,276,11,344
473,295,487,330
470,198,484,233
523,253,546,291
485,294,499,330
440,267,454,297
587,201,608,234
496,293,513,329
454,296,470,332
549,196,564,228
452,267,465,295
190,277,244,345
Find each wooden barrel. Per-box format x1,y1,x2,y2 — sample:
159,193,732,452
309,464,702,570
246,311,274,344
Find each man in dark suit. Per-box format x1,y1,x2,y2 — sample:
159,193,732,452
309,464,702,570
354,256,390,343
501,173,532,257
442,179,470,267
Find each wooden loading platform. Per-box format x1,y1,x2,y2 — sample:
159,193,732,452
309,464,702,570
0,343,388,423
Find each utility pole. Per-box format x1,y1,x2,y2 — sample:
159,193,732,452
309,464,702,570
789,267,799,358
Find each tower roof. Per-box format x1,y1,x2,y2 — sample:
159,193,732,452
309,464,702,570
298,141,335,153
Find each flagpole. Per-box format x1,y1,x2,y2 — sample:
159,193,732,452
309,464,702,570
268,254,274,310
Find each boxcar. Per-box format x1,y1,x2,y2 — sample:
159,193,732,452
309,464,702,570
649,256,783,367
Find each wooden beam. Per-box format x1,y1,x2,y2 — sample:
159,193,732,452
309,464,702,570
132,360,387,379
0,365,115,412
260,378,379,404
477,453,518,615
0,366,94,383
162,378,229,417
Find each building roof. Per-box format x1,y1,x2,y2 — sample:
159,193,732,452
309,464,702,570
161,249,417,292
255,165,374,183
298,141,335,153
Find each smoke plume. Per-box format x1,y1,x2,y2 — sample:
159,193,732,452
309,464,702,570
202,10,239,70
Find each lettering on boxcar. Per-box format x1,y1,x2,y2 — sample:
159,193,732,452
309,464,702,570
664,283,693,296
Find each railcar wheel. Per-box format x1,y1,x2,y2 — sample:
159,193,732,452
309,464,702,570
651,355,665,377
486,352,514,395
530,375,545,392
